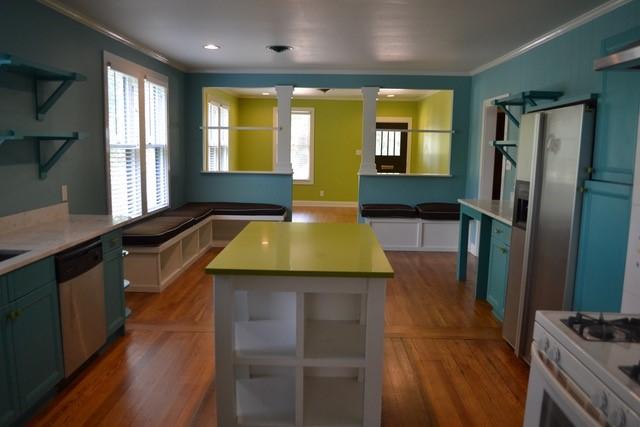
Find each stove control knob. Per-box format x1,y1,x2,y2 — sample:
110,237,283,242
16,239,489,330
609,408,626,427
548,346,561,363
591,391,608,413
541,337,550,352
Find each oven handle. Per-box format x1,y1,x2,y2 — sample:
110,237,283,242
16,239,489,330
530,343,606,426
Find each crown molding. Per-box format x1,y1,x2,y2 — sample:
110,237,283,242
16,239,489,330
471,0,632,75
38,0,187,72
190,67,471,76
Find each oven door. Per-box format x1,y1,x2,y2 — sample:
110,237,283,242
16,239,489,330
524,343,606,427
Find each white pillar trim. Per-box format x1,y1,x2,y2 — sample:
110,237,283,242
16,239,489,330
360,86,379,175
275,85,294,174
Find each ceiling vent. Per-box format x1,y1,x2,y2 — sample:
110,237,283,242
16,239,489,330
267,45,293,53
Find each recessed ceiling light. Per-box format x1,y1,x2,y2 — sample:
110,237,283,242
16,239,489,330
203,44,220,50
261,92,270,96
387,94,395,98
267,45,293,53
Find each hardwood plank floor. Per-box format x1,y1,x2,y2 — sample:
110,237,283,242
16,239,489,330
28,207,529,427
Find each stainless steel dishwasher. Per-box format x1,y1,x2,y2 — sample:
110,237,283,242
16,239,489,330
55,238,107,377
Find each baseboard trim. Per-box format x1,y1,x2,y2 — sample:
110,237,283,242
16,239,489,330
293,200,358,208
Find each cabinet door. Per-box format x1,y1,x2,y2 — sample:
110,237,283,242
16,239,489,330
574,180,632,311
0,305,19,427
104,253,125,336
487,240,509,320
11,282,63,410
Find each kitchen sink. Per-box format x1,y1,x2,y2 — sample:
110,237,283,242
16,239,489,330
0,249,28,262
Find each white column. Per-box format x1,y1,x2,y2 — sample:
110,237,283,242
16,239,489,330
359,86,379,175
275,85,294,173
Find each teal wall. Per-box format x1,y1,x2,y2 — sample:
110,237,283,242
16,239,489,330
0,0,186,216
466,1,640,198
185,74,471,212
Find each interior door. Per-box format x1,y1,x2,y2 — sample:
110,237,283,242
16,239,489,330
375,122,408,173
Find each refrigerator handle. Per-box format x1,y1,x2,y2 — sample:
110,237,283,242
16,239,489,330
515,112,546,357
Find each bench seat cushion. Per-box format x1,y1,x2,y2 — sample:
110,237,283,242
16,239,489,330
206,202,287,216
416,202,460,220
360,204,417,218
160,204,213,223
123,216,195,246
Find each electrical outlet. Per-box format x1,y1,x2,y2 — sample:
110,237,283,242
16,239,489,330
355,149,362,156
61,185,68,202
320,190,325,197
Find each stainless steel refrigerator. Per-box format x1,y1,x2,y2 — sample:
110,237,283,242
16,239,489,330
502,102,595,361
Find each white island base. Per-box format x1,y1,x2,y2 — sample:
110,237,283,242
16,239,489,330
214,275,386,427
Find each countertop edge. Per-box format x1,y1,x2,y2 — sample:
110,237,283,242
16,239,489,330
0,215,130,276
458,199,513,226
205,268,394,278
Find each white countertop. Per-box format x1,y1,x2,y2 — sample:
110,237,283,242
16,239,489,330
0,214,130,276
457,199,513,226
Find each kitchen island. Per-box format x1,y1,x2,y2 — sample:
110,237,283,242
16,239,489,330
456,199,513,301
206,222,393,427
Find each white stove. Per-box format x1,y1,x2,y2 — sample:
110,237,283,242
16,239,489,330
524,311,640,427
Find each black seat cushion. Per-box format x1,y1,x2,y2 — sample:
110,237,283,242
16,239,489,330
123,216,195,246
360,204,417,218
160,203,213,223
415,202,460,220
206,202,287,216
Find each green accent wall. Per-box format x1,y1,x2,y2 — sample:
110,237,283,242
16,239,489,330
237,98,277,171
415,91,454,174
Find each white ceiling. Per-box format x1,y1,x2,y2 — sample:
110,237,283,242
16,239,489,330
226,87,441,100
46,0,611,73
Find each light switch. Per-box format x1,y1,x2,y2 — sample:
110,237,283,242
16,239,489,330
355,149,362,156
61,185,68,202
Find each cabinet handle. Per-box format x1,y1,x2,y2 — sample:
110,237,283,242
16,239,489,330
499,247,507,254
7,309,21,321
495,228,502,234
579,187,588,193
122,249,129,257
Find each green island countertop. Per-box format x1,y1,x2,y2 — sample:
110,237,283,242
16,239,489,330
205,222,394,278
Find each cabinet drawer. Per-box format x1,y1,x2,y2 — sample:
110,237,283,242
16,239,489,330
101,230,123,258
491,220,511,245
7,257,55,302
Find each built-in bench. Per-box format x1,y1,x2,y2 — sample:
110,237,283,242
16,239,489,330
362,202,460,251
123,202,287,292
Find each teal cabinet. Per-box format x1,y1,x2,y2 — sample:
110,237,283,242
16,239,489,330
486,220,511,321
103,229,124,336
10,281,63,410
574,180,632,312
0,305,19,426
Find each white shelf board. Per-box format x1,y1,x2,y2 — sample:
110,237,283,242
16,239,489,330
235,320,296,357
304,320,365,361
303,376,364,426
236,376,295,426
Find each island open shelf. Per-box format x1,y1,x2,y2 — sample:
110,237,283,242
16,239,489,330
207,222,393,427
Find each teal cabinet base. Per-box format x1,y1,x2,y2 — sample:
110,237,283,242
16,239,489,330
486,233,510,321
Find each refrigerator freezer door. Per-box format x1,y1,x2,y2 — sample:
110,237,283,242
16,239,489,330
622,205,640,311
518,104,595,360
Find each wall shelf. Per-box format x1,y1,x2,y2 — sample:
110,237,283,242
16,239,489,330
492,140,517,167
494,91,563,127
0,53,86,120
0,130,85,179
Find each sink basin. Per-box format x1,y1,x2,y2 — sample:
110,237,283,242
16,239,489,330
0,249,28,262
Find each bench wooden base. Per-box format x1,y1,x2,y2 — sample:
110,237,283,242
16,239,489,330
364,217,459,252
124,214,286,292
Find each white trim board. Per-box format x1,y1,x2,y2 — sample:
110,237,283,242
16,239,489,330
292,200,358,208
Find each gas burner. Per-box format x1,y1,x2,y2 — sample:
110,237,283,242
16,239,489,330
621,361,640,385
561,313,640,342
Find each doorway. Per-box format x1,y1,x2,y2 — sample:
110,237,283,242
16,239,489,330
375,122,408,173
491,111,506,199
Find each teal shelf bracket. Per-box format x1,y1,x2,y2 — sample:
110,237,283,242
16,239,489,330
492,140,517,167
0,53,86,121
0,130,84,179
494,91,563,128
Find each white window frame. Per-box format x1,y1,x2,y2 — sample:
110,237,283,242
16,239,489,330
204,101,230,172
103,51,170,218
273,107,315,184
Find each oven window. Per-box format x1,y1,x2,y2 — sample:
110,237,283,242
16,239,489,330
540,391,575,427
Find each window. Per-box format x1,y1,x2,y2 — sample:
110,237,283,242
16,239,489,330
274,108,314,182
375,130,402,156
291,110,313,182
206,102,229,171
105,53,169,218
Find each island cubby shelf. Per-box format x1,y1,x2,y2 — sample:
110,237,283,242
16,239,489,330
216,275,386,427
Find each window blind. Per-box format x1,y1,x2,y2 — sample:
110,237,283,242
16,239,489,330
145,79,169,212
207,103,229,172
107,66,142,218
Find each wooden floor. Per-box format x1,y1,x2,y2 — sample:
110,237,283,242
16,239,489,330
29,206,529,427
